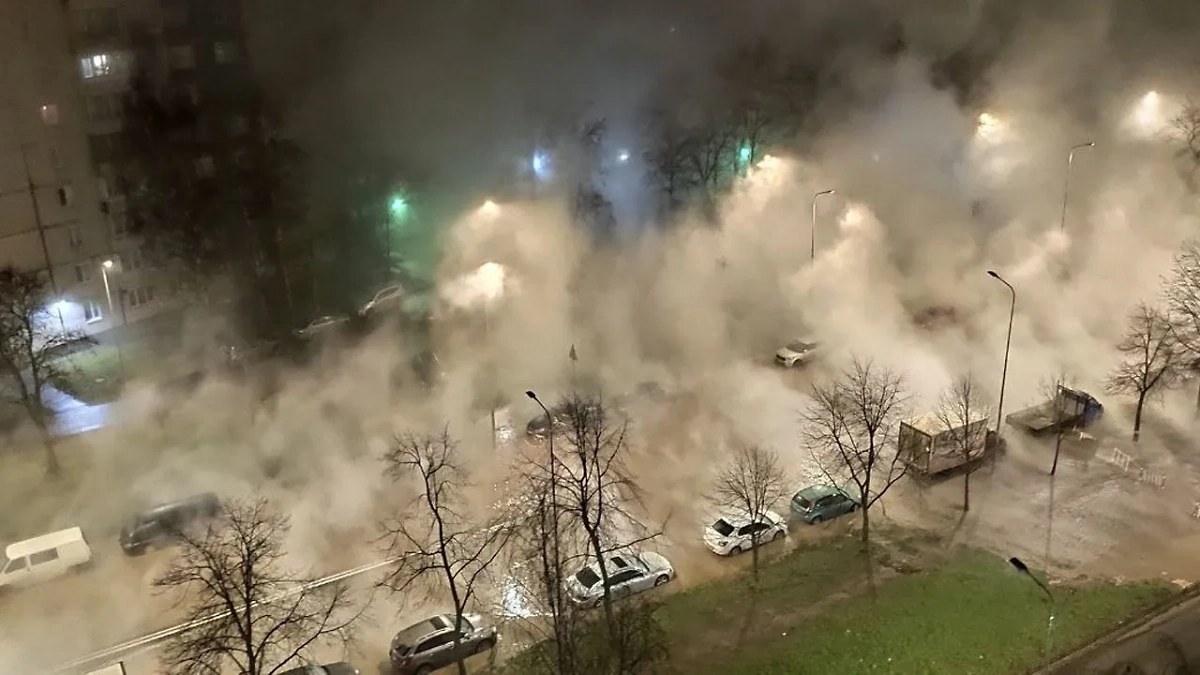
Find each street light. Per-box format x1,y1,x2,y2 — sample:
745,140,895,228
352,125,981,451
525,390,563,628
100,258,125,375
478,200,500,217
1059,142,1094,232
811,190,836,261
1009,557,1056,661
987,270,1015,434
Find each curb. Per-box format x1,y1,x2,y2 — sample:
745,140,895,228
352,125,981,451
1032,582,1200,673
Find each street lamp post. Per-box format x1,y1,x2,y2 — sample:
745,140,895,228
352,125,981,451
1059,142,1094,232
525,390,562,630
1009,557,1056,661
987,270,1016,433
101,259,125,375
811,189,836,261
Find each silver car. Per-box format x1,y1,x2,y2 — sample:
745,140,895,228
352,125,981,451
565,551,675,608
389,613,498,675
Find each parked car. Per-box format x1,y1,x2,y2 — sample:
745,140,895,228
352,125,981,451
359,284,405,315
566,551,675,608
389,613,499,675
790,485,860,524
703,510,788,556
278,663,360,675
295,315,348,339
774,339,821,368
0,526,92,591
120,493,220,555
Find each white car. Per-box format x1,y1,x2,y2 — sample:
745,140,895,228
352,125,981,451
360,284,405,315
565,551,675,608
703,510,788,556
775,339,821,368
295,315,347,338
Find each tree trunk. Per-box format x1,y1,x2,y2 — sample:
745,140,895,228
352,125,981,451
859,505,876,597
1133,393,1146,442
39,423,60,477
1194,378,1200,416
962,468,970,512
750,535,761,585
1050,431,1063,476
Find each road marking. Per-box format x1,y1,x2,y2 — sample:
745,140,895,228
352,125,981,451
52,556,405,674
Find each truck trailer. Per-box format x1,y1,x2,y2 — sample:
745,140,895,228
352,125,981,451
899,412,1001,476
1005,385,1103,436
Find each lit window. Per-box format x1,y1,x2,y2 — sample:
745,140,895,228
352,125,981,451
80,54,112,79
40,104,59,126
84,301,103,322
213,42,238,64
74,263,92,284
168,45,195,70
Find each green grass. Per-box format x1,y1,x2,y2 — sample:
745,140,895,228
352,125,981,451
498,535,1176,675
693,548,1174,675
51,344,142,404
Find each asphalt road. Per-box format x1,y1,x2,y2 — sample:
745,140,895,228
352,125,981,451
1051,592,1200,674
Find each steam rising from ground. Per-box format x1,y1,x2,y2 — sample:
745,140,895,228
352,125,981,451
6,42,1200,671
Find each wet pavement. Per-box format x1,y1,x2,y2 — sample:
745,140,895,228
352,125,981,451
1047,591,1200,674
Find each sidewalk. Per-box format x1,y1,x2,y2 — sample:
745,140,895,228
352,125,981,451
1041,586,1200,673
43,384,112,437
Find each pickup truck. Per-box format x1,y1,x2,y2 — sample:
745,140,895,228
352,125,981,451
1005,385,1103,436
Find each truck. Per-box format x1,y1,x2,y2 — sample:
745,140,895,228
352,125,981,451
1005,385,1103,436
898,412,1002,476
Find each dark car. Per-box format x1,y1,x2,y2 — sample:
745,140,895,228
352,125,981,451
390,613,498,675
278,663,360,675
119,493,220,555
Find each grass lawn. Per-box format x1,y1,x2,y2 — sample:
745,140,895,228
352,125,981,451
679,546,1174,675
51,344,143,404
499,533,1176,675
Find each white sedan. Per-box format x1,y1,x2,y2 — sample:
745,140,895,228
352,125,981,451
359,284,405,315
565,551,675,608
294,315,347,338
703,510,788,556
775,339,821,368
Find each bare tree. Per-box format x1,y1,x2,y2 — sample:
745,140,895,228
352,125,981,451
1164,239,1200,412
535,391,667,673
0,267,81,476
1106,303,1184,442
155,499,359,675
1171,98,1200,190
933,374,992,512
1039,370,1075,476
379,429,511,675
710,444,788,582
803,358,909,568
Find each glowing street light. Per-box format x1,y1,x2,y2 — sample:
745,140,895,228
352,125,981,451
478,200,500,217
388,194,409,220
975,112,1005,143
617,150,630,163
810,189,836,261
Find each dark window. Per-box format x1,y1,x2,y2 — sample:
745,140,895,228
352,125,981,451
574,567,601,589
607,569,641,586
2,557,28,573
29,549,60,566
416,633,454,654
711,519,734,537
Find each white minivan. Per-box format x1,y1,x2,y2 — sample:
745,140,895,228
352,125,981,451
0,526,92,591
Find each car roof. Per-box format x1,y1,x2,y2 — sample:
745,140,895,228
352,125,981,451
6,526,84,558
394,615,453,645
797,485,842,500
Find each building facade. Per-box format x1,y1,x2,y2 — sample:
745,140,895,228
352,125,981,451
0,0,253,339
0,0,117,334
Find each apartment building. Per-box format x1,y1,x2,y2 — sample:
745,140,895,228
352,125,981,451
0,0,116,334
0,0,254,339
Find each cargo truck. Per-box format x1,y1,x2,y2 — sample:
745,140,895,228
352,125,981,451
1005,385,1102,436
899,412,1002,476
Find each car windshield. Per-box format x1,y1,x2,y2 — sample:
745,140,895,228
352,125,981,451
711,519,735,536
793,495,813,509
786,341,814,352
575,567,601,589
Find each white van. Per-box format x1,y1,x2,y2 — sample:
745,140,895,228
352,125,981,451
0,526,92,590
